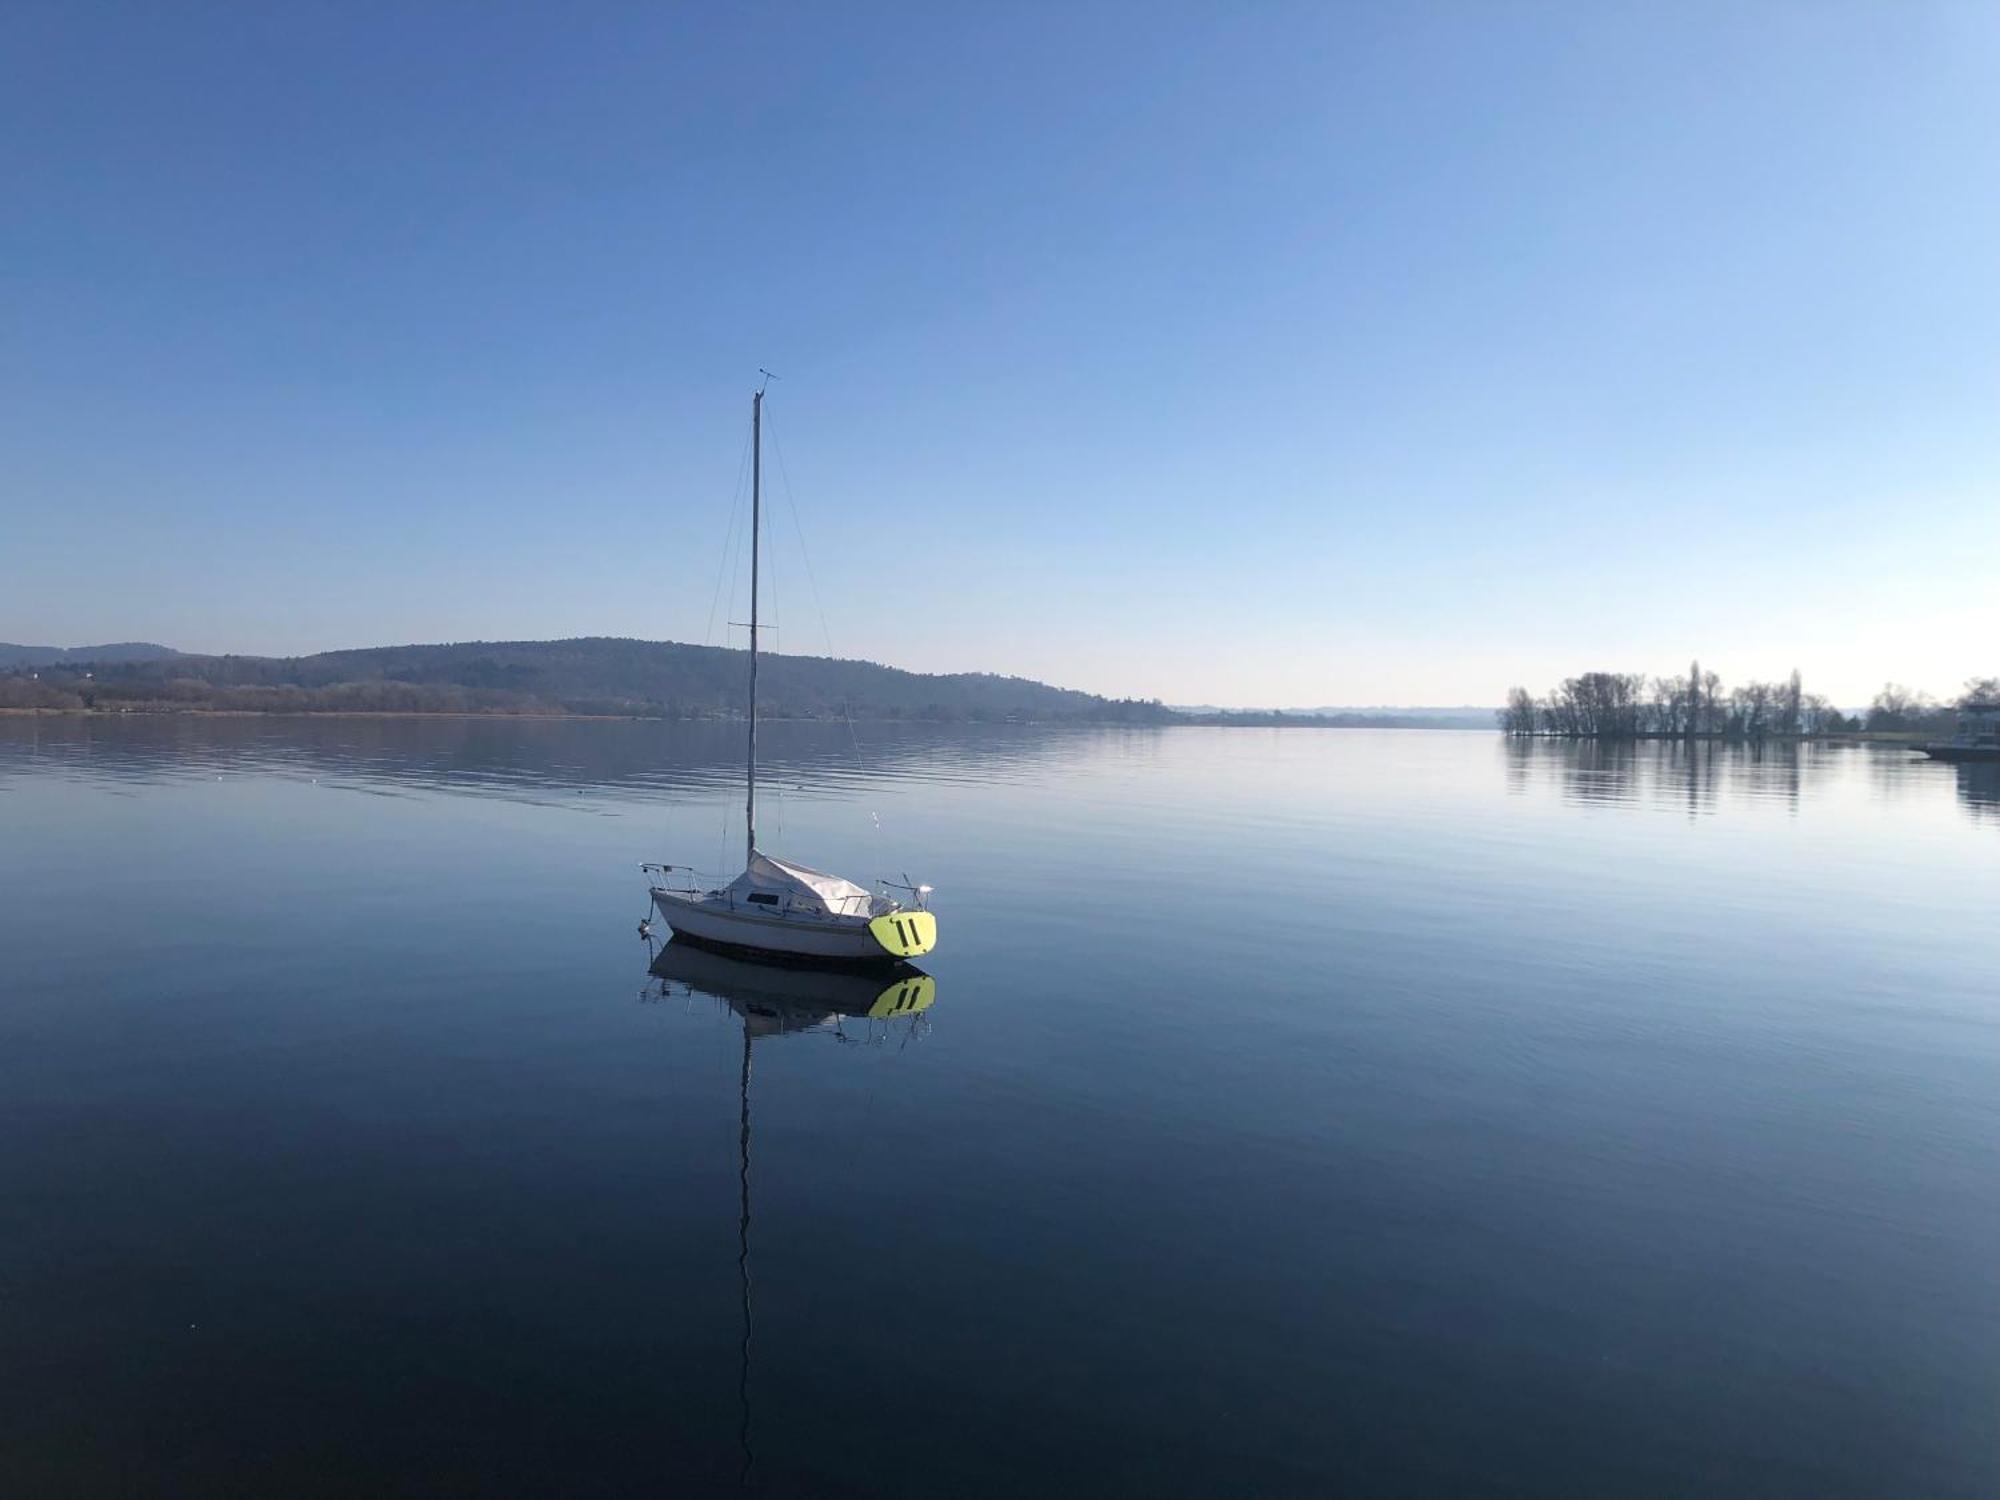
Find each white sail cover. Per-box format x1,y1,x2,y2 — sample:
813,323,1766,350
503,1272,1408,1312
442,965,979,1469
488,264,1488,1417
723,850,875,918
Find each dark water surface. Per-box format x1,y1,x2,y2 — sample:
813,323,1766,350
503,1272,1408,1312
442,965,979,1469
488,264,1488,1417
2,717,1995,1497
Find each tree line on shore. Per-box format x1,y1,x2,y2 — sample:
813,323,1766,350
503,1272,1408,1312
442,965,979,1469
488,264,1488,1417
0,637,1176,723
1500,663,2000,740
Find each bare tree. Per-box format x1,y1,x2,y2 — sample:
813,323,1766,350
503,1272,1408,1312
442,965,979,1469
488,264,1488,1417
1801,694,1845,734
1867,683,1934,731
1696,672,1728,736
1538,672,1650,738
1499,686,1538,736
1501,662,1877,740
1775,669,1803,737
1959,677,2000,709
1649,676,1683,736
1730,681,1776,740
1543,682,1575,737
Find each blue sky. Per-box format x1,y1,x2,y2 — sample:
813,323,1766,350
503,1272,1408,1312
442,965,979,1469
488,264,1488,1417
4,2,1995,705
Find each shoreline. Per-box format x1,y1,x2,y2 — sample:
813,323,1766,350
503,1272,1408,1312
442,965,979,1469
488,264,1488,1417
0,706,1483,728
0,712,1928,748
1502,729,1928,745
0,707,1931,741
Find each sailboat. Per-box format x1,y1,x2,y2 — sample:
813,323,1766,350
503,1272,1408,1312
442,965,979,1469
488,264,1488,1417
646,384,939,966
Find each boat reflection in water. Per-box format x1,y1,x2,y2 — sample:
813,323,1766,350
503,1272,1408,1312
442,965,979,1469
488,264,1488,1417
647,938,936,1038
643,939,937,1488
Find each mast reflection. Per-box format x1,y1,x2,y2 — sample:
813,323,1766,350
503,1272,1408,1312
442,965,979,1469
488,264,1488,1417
643,941,937,1488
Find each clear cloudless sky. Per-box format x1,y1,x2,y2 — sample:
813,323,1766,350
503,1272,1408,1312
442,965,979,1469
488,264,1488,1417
3,1,1996,706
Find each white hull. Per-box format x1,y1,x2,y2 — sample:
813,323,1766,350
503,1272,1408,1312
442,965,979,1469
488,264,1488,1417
652,888,903,963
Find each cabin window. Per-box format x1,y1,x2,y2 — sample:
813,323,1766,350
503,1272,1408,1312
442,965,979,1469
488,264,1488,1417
747,892,779,906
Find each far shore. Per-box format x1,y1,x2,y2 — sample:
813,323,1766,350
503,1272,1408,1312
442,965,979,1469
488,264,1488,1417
2,706,584,721
1507,729,1931,746
7,704,1480,728
0,706,1475,727
0,706,1935,742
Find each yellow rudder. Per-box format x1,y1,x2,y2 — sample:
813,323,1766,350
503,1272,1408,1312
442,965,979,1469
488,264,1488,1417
869,909,938,958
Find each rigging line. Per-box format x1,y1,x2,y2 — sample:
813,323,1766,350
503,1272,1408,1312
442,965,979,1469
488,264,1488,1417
721,476,748,663
762,410,837,659
723,480,752,656
766,445,779,655
703,419,756,649
764,410,869,778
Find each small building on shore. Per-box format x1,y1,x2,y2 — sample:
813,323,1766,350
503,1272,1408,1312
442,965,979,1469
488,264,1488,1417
1923,701,2000,761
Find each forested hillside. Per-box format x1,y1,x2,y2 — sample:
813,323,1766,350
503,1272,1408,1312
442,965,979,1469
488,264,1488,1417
0,637,1172,722
0,642,182,667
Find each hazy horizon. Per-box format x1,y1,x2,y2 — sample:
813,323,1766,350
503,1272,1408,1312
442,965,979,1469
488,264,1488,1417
9,629,1986,717
5,4,1996,704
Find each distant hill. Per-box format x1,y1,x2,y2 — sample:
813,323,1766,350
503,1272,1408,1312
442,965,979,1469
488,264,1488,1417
1170,704,1497,728
0,642,183,667
1,636,1172,722
1294,704,1498,724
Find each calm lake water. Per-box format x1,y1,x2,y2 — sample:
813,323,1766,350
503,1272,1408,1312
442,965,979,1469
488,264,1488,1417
2,717,1995,1497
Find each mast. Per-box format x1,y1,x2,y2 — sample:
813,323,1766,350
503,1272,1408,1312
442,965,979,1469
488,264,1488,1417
746,388,761,865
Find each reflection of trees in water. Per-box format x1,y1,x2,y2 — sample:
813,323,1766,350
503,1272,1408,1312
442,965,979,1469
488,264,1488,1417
1498,737,1849,819
1503,735,2000,829
1502,737,1534,798
1670,740,1719,820
1953,764,2000,823
1856,747,2000,827
1731,739,1809,814
1866,745,1930,805
1502,736,1712,815
1562,738,1641,806
0,712,1118,803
